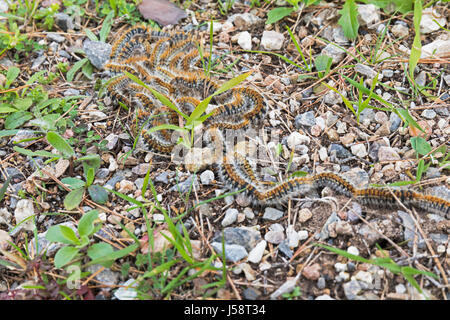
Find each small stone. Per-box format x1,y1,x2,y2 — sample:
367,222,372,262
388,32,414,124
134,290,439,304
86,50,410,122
211,242,248,263
152,214,165,224
0,230,12,250
321,44,346,64
303,263,321,280
317,277,326,290
415,71,427,87
237,31,252,50
355,63,378,79
286,225,300,248
200,170,214,185
14,199,35,232
335,262,347,273
343,280,363,300
297,230,308,241
83,40,112,69
247,240,266,264
31,55,46,70
208,21,223,33
222,208,239,227
105,133,119,150
389,112,402,132
378,146,400,162
294,111,316,128
347,246,359,256
398,210,425,248
264,230,284,244
298,208,312,223
353,271,373,284
395,284,406,294
421,39,450,58
420,8,447,34
261,31,284,51
263,207,284,221
155,171,170,184
86,264,120,286
421,109,436,120
287,132,310,149
357,4,380,27
375,122,390,136
54,13,74,31
382,69,394,78
47,33,66,43
132,163,151,176
117,180,135,194
243,207,255,219
391,24,409,38
229,13,262,30
374,112,388,124
243,287,261,300
351,144,367,158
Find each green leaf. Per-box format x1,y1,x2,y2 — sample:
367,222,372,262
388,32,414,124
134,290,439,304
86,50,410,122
64,187,84,210
0,176,11,202
82,61,93,80
397,108,423,133
78,209,99,238
83,28,98,41
60,177,86,190
338,0,360,40
54,246,80,268
87,242,114,268
88,185,109,204
266,7,294,25
5,111,33,129
99,11,114,42
186,71,252,126
0,104,17,113
46,225,80,245
46,131,75,158
409,0,422,82
66,58,88,82
410,136,431,156
13,146,59,159
86,167,95,187
315,55,333,77
78,154,101,179
86,243,139,267
5,66,20,88
124,71,188,120
13,98,32,111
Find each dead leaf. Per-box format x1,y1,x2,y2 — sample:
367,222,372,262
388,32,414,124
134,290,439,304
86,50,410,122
138,0,187,26
140,225,173,254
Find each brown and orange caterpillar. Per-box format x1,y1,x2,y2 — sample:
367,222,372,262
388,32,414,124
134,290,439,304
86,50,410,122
105,26,450,218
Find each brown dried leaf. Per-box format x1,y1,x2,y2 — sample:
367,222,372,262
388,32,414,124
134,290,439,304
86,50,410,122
138,0,187,26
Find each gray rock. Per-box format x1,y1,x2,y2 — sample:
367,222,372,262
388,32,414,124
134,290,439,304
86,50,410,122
228,13,262,30
31,55,46,70
54,13,74,31
321,44,346,64
222,208,239,227
397,210,425,248
263,207,284,221
260,31,284,51
105,173,125,190
420,8,446,34
83,39,112,69
294,111,316,128
278,240,293,258
105,133,119,150
264,230,284,244
316,212,340,240
5,167,23,181
389,112,402,132
391,24,409,38
214,227,261,252
47,33,66,43
317,277,326,289
63,88,80,96
415,71,427,87
329,143,352,159
86,264,120,286
421,109,436,120
247,240,266,263
343,280,363,300
200,170,215,185
355,63,378,79
170,174,198,193
96,168,110,179
357,4,380,27
155,171,170,184
429,233,448,245
382,69,394,78
243,287,261,300
378,146,400,162
211,242,248,263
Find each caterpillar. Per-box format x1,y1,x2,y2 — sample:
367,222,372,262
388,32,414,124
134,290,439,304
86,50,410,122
105,26,450,217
